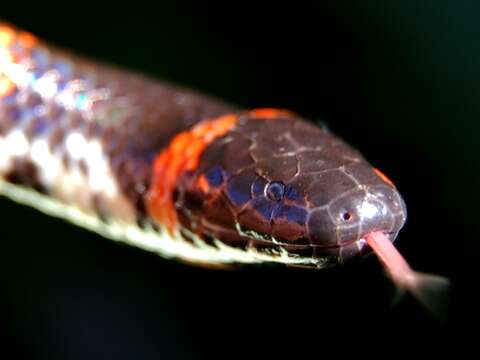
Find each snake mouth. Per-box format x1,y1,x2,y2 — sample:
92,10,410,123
272,231,397,250
235,220,392,246
199,221,397,261
354,231,397,253
359,231,397,244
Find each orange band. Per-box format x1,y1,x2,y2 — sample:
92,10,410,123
0,24,37,48
146,114,239,232
248,108,294,119
373,168,395,187
0,25,16,47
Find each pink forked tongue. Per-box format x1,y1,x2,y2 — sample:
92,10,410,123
365,231,450,320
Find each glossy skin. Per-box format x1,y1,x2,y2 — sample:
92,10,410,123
176,112,407,263
0,22,407,266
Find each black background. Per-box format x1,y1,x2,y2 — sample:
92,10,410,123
1,1,478,358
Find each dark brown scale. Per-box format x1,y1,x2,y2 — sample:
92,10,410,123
17,91,42,109
92,193,109,223
48,127,66,151
61,151,70,170
77,159,88,177
65,112,84,130
179,228,197,245
0,104,20,135
24,116,46,141
5,158,45,194
116,156,151,214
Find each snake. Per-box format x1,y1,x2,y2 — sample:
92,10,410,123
1,22,449,315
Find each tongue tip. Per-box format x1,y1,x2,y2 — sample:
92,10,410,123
365,231,450,320
404,271,451,321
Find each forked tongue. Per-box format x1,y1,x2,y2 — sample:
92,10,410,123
365,231,450,320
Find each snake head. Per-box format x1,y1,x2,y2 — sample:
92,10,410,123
165,110,407,264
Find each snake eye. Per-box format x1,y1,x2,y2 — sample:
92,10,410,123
266,181,285,201
341,211,352,221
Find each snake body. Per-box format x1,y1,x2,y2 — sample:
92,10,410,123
0,22,407,268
